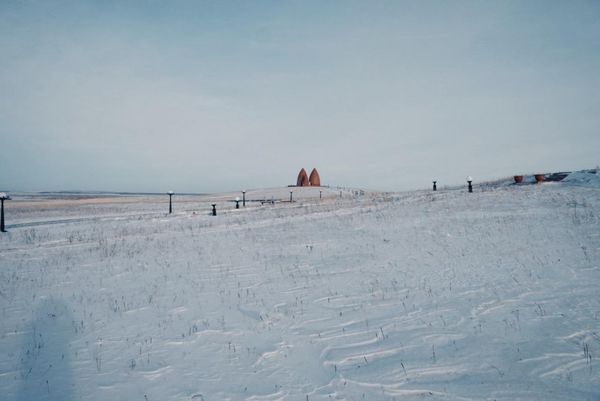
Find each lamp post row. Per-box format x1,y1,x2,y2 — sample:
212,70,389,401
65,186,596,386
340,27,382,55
1,182,476,233
166,183,473,217
431,178,474,193
165,190,248,217
166,189,329,217
175,181,478,218
166,179,475,216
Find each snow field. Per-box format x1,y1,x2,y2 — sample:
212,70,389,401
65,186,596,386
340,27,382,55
0,182,599,400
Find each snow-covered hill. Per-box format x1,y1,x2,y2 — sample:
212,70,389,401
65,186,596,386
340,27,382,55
1,174,599,401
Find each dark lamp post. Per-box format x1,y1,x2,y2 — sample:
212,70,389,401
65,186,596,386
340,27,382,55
235,197,240,209
167,191,174,214
467,177,473,193
0,193,10,232
319,190,322,199
433,181,437,191
211,204,217,216
289,191,293,202
242,191,246,207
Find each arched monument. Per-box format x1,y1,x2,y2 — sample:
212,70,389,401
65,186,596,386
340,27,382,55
309,168,321,186
297,168,309,186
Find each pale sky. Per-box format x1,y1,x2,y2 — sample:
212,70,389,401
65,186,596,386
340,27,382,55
1,1,599,193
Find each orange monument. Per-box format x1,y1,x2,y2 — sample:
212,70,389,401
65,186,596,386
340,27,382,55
297,168,309,186
309,168,321,186
296,168,321,186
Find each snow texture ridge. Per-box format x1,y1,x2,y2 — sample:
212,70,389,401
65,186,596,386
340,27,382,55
0,183,599,401
563,170,600,187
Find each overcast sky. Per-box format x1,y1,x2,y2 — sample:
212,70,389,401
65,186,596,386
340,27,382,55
1,1,599,193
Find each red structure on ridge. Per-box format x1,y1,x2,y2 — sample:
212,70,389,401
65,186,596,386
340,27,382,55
296,168,321,186
309,168,321,186
297,168,309,186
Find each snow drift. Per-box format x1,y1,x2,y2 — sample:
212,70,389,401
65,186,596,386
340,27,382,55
0,181,598,401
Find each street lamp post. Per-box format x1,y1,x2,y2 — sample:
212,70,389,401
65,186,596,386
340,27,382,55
211,204,217,216
0,193,10,232
235,197,240,209
242,191,246,207
319,190,322,200
290,191,293,202
167,191,174,214
433,181,437,191
467,177,473,193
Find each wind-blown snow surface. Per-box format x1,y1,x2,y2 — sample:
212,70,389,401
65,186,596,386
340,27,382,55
1,183,599,401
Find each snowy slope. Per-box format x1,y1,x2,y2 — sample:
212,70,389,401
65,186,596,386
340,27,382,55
0,182,599,401
563,170,600,187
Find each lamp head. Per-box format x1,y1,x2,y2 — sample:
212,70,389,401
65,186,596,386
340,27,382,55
168,190,174,195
